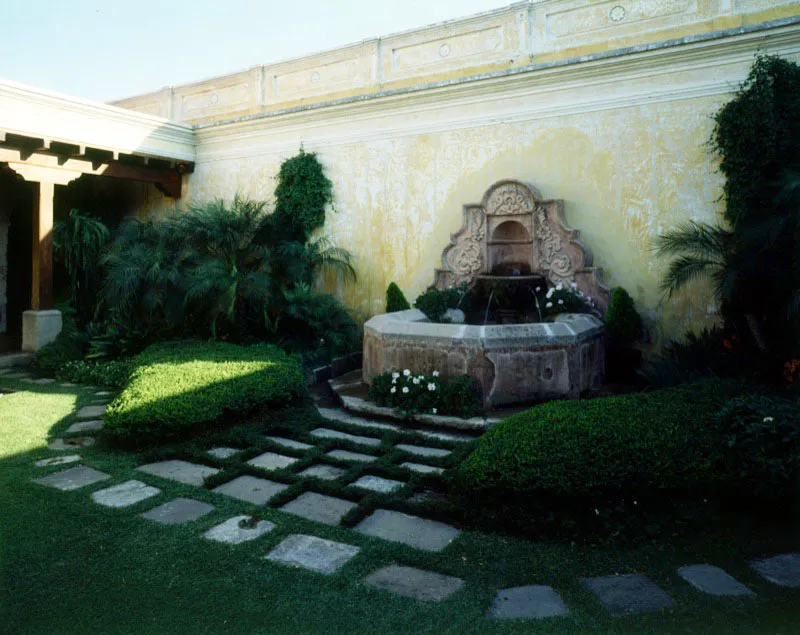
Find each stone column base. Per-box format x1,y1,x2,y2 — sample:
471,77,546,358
22,309,62,352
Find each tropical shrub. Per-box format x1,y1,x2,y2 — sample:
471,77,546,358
104,341,305,445
385,282,410,313
56,359,133,388
368,369,482,418
604,287,642,344
276,284,360,354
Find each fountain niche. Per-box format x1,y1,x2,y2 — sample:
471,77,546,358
363,180,609,408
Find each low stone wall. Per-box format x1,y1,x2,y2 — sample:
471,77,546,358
363,309,605,408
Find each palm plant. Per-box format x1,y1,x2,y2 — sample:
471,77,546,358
274,237,357,288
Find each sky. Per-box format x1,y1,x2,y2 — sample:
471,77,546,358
0,0,509,103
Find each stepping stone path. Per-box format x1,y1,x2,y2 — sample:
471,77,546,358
266,436,313,451
749,553,800,588
3,372,31,379
24,377,56,385
364,565,464,602
207,447,241,460
395,444,450,458
137,460,220,487
326,449,376,463
76,404,107,418
678,564,754,596
416,429,476,443
212,475,288,505
94,391,113,396
92,480,161,508
49,437,95,451
583,573,674,615
265,534,360,574
35,454,81,467
310,428,381,447
298,464,347,480
247,451,299,471
141,498,214,525
66,420,103,434
204,515,275,544
488,585,568,620
318,407,401,432
280,492,357,525
355,509,460,552
350,475,404,494
401,462,444,475
34,466,111,491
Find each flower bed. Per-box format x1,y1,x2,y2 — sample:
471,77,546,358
367,368,483,418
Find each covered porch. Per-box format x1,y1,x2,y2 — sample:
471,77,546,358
0,79,196,355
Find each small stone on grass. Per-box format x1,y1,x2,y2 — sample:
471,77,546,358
355,509,459,552
33,466,111,491
35,454,81,467
141,498,214,525
280,492,357,526
583,573,674,615
49,437,95,451
298,464,347,481
247,451,299,471
76,404,106,418
395,444,451,458
678,564,754,596
401,462,445,475
207,447,241,460
203,515,275,544
266,436,313,451
66,420,103,434
94,390,113,396
326,449,376,463
137,460,220,487
488,585,568,620
350,475,404,494
92,480,161,508
212,475,288,505
364,565,464,602
749,553,800,588
265,534,360,574
310,428,381,447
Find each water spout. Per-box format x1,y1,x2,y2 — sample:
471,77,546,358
483,289,495,325
530,289,543,323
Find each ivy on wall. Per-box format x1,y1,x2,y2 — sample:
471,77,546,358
273,149,333,242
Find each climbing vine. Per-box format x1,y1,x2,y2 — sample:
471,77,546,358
273,149,333,242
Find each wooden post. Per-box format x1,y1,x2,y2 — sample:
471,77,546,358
31,180,55,310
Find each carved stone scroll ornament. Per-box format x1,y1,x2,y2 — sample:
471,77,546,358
441,207,485,286
534,204,574,283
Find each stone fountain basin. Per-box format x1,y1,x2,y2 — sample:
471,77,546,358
363,309,605,409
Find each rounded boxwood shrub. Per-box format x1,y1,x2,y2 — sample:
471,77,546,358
385,282,410,313
604,286,642,344
457,381,741,497
104,341,306,445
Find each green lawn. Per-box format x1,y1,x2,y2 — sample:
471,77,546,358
2,376,800,634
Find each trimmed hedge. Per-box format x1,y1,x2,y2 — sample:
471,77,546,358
457,381,740,497
57,359,133,388
104,341,305,445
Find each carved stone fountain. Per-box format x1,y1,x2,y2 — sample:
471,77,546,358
363,180,608,409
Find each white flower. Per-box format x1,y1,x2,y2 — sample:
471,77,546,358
412,378,420,385
402,386,409,394
594,508,600,516
764,416,774,423
535,286,541,292
556,283,563,291
427,383,436,391
432,408,437,414
391,378,397,384
390,387,396,394
403,369,411,376
391,372,400,379
558,299,564,305
546,288,554,299
432,370,440,377
546,302,553,308
633,500,638,506
570,282,578,289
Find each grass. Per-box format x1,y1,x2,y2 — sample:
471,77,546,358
2,374,800,634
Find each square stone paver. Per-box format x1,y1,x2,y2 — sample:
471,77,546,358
203,515,276,544
49,437,95,451
749,553,800,588
137,460,220,487
417,429,475,443
141,498,214,525
678,564,754,596
35,454,81,467
4,372,30,379
364,565,464,602
350,475,405,494
355,509,460,552
30,377,56,385
92,480,161,508
310,428,381,447
212,475,288,505
395,444,451,458
207,447,242,460
266,436,314,451
583,573,675,615
66,420,103,434
488,585,569,619
317,408,401,432
95,390,113,396
247,451,299,471
298,464,347,481
265,534,360,574
326,449,377,463
280,492,356,525
401,462,445,475
76,404,107,418
33,466,111,491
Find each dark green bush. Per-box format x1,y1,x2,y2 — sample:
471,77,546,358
604,287,642,344
457,381,740,497
56,359,133,388
104,341,305,445
33,312,86,375
272,149,332,242
414,284,469,322
385,282,410,313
